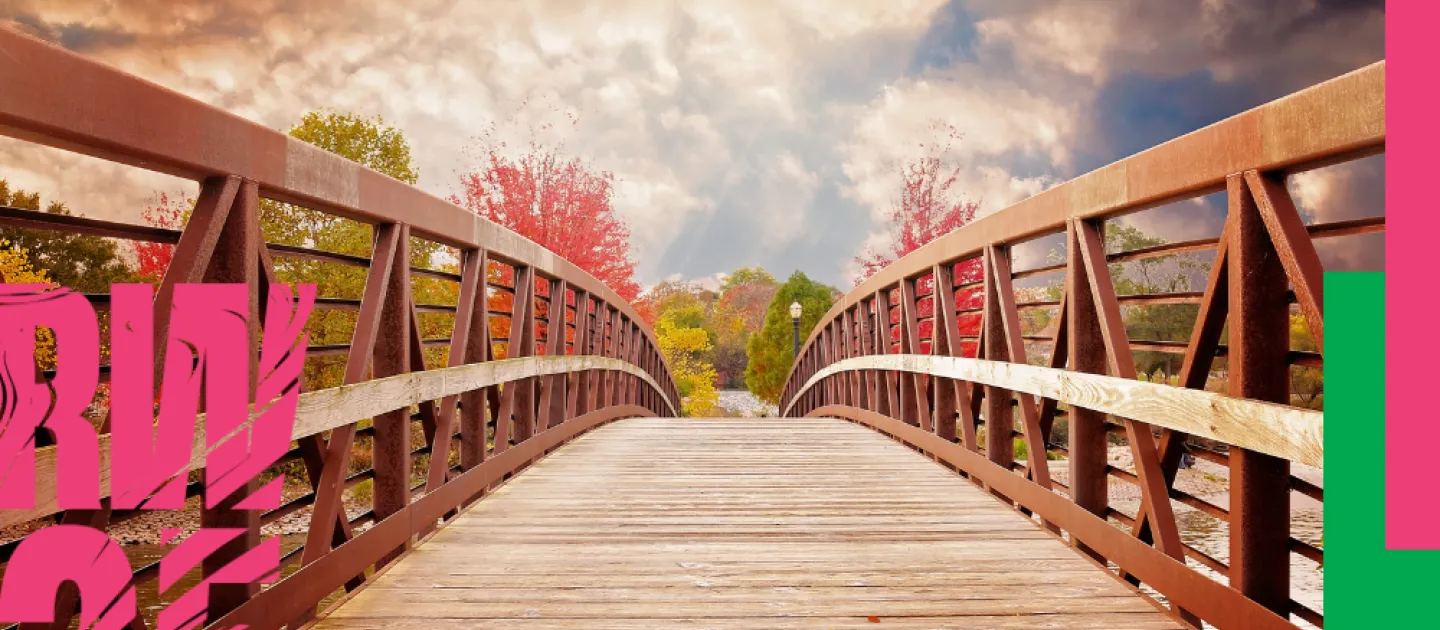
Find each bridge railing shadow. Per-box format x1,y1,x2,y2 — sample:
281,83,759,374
781,61,1385,630
0,28,678,628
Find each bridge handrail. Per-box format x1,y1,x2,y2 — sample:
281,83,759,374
0,26,679,627
1,355,673,529
0,30,660,342
783,354,1322,467
0,27,675,403
784,60,1381,380
779,61,1384,630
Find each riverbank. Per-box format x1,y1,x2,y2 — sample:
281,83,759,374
0,491,372,545
716,389,778,417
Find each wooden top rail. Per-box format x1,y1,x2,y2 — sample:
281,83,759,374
784,59,1382,378
2,355,672,529
0,28,674,404
783,353,1322,467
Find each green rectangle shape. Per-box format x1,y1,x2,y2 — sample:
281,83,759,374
1327,271,1438,626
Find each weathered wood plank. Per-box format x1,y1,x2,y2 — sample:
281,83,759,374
314,418,1179,629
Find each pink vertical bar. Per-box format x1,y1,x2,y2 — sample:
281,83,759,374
1386,0,1439,549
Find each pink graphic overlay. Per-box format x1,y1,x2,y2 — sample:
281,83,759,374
1386,0,1438,549
224,284,315,511
111,284,246,510
158,529,279,630
0,525,138,629
0,282,314,626
0,285,100,510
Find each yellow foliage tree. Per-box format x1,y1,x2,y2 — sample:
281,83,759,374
0,239,56,368
1290,313,1322,409
143,111,458,391
656,309,718,417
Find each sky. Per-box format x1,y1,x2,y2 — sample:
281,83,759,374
0,0,1386,291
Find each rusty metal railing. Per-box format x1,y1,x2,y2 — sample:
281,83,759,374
0,28,678,628
781,61,1384,629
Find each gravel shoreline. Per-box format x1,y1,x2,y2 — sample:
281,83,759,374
0,493,372,546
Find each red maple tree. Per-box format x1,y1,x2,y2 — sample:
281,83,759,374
854,122,980,284
855,122,983,357
135,191,190,283
452,108,641,304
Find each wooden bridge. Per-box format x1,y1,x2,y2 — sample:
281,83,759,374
0,28,1381,630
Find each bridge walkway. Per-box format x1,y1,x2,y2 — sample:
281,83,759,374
314,417,1180,629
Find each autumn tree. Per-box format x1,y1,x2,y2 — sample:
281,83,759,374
0,179,136,292
141,111,457,392
134,191,189,283
745,271,835,405
719,267,778,331
1291,314,1321,409
635,280,709,328
854,121,980,286
712,267,777,387
657,305,719,416
452,105,641,302
0,240,55,367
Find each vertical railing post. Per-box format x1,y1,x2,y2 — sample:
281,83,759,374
460,250,493,472
647,345,658,413
932,263,974,448
372,224,412,567
872,290,895,418
851,306,871,411
1066,222,1107,559
538,279,569,431
638,343,650,412
570,291,593,418
603,307,621,408
627,322,641,404
424,245,483,498
514,271,539,443
835,310,852,405
899,277,931,431
857,299,875,412
1226,173,1292,616
198,179,262,622
614,317,627,407
980,249,1013,473
295,222,402,624
805,337,814,411
820,324,833,406
495,266,536,453
609,311,625,407
593,305,611,412
839,319,848,410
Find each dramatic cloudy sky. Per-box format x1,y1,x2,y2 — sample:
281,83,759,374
1,0,1385,290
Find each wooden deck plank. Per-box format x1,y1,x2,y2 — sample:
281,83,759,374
314,418,1181,629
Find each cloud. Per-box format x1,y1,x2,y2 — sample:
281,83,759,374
1290,155,1386,271
1,0,1385,290
838,72,1070,267
3,0,956,287
971,0,1383,91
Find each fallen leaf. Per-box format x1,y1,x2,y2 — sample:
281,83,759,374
867,616,880,623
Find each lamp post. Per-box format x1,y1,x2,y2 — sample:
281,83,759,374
789,301,802,359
